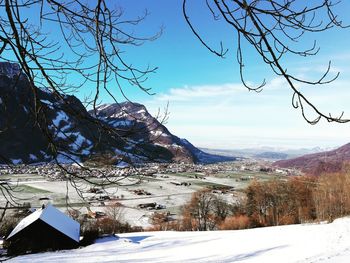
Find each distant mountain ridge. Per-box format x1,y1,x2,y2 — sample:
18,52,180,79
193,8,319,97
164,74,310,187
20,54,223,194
0,62,233,165
201,146,330,160
274,143,350,175
254,152,289,160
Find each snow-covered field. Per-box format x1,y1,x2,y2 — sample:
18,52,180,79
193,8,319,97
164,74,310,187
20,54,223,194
1,172,248,228
8,217,350,262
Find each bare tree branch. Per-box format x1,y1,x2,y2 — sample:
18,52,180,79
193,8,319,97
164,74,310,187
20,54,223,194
183,0,350,124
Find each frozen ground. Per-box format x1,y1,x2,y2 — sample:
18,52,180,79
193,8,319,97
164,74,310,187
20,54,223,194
7,217,350,263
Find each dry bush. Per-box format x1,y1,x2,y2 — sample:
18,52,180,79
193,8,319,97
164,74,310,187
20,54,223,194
80,205,142,246
219,215,250,230
80,218,143,246
80,220,100,246
148,212,170,231
95,217,138,235
147,212,181,231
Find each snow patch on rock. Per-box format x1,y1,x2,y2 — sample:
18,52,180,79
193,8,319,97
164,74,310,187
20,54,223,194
0,62,21,78
110,120,133,128
29,154,38,161
11,159,22,165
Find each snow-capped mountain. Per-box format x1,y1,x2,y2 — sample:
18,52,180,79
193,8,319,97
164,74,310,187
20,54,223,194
90,103,235,164
0,62,233,165
0,63,125,164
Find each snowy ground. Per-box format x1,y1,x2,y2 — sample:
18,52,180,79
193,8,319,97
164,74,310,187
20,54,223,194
1,172,251,228
7,217,350,263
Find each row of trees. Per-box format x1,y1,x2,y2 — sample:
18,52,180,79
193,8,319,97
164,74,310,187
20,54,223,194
247,171,350,225
150,170,350,231
245,178,316,226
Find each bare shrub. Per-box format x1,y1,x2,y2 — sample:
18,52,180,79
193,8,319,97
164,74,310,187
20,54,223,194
147,212,181,231
219,215,250,230
149,212,169,231
80,203,141,246
79,220,100,247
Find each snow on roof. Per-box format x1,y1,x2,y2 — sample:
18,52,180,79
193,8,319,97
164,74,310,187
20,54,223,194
40,205,80,242
7,208,44,240
7,205,80,242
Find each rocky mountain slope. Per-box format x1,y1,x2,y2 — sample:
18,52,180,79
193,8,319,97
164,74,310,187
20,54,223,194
90,103,235,164
0,62,233,165
0,62,126,164
274,143,350,175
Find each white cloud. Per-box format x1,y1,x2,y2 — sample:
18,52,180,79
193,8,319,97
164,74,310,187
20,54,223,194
156,77,295,102
156,83,246,102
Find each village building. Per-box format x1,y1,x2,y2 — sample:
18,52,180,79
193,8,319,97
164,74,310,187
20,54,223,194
6,205,80,255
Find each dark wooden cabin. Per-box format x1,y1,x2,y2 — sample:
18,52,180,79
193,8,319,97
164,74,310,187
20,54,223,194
6,205,80,255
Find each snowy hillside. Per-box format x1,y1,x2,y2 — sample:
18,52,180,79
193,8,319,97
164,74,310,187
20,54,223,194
8,217,350,262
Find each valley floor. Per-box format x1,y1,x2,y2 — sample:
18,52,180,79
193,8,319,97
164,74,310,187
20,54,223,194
7,217,350,262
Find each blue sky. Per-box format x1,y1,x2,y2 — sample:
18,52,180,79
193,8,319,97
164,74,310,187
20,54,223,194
3,1,350,150
108,1,350,150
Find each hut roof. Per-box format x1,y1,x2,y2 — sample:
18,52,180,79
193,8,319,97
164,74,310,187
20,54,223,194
7,205,80,242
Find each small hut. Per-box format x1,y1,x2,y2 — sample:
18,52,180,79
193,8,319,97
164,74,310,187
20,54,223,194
6,204,80,255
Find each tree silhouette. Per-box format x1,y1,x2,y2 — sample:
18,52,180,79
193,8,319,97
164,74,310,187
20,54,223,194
0,0,164,208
